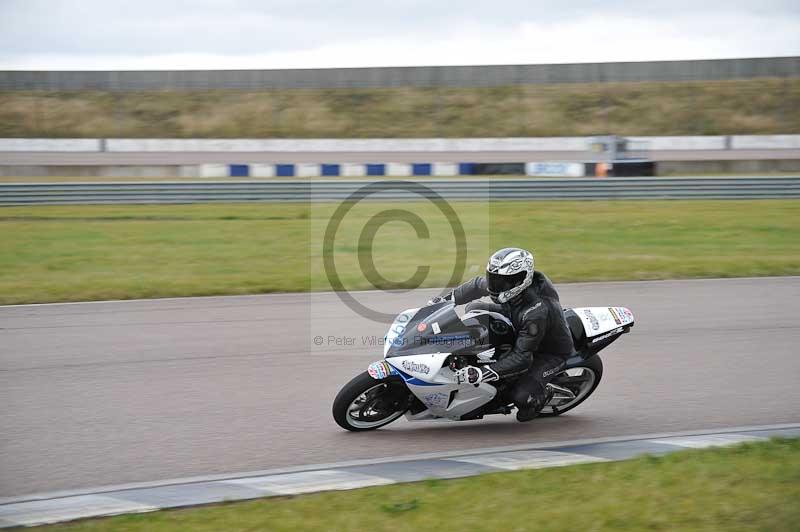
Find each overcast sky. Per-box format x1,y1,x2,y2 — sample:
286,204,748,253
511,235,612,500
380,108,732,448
1,0,798,70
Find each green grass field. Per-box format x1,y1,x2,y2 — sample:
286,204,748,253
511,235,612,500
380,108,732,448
2,78,799,138
37,438,800,532
1,200,798,305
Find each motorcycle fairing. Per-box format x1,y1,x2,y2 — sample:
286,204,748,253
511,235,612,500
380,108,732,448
574,306,634,338
384,353,497,420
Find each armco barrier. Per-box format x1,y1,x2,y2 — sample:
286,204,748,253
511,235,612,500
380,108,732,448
1,177,798,205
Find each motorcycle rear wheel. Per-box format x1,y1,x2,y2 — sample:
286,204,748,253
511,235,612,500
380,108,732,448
538,354,603,417
332,371,410,431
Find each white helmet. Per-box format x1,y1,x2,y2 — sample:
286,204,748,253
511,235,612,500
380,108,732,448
485,248,534,303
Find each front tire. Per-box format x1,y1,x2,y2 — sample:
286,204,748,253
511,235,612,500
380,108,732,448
332,371,410,431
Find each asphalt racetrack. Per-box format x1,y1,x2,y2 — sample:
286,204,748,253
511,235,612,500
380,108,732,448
1,277,799,497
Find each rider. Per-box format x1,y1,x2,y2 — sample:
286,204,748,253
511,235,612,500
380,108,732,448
432,248,575,421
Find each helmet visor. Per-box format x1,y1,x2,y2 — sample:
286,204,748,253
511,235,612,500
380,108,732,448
486,270,527,295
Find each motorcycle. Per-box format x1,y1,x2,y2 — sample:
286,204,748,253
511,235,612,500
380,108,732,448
332,300,634,431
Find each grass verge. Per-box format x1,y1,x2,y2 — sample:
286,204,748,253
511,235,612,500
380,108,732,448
0,200,798,305
37,438,800,531
2,79,799,138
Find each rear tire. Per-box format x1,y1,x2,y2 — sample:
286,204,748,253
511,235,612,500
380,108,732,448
332,371,410,432
538,354,603,417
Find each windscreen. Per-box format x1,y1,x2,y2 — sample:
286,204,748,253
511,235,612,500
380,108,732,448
384,302,472,357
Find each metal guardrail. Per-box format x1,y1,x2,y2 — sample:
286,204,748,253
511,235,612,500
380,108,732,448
1,178,799,205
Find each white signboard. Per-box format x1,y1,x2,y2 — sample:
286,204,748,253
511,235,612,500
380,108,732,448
526,162,585,177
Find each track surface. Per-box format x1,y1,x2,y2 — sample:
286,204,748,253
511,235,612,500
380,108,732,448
1,149,798,165
1,277,799,497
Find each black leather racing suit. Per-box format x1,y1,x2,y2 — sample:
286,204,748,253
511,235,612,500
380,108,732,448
450,272,575,409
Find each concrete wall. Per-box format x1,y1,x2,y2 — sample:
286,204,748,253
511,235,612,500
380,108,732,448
0,139,102,151
730,135,800,150
627,136,728,150
2,135,799,153
2,57,798,91
103,138,590,152
4,159,799,178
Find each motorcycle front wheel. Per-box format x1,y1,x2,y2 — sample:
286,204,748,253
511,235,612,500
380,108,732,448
332,371,411,431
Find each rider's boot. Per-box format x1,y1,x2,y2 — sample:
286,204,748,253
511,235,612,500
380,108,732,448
515,386,554,422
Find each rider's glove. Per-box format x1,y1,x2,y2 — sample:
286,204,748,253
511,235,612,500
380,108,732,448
454,365,499,385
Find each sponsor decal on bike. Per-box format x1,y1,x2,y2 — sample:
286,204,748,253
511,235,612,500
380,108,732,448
620,307,634,322
417,322,427,332
402,360,431,374
431,322,441,334
591,326,624,344
367,360,392,379
608,307,622,325
583,309,600,330
477,347,496,362
422,391,449,408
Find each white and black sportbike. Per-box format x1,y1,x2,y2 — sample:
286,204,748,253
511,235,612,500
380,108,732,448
333,301,634,431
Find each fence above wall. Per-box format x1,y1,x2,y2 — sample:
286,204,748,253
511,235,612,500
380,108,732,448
1,57,799,91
